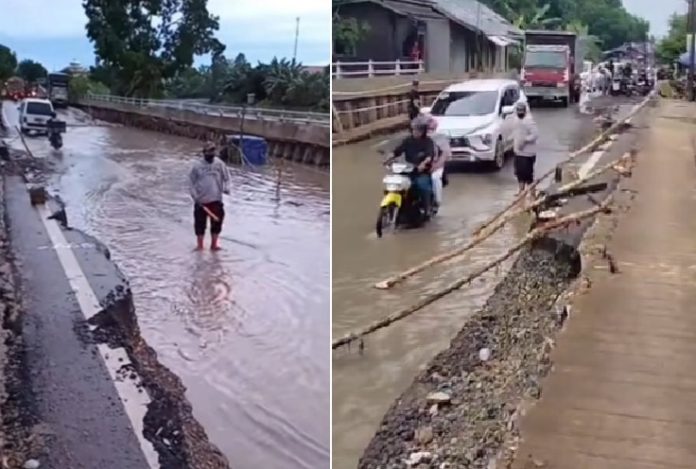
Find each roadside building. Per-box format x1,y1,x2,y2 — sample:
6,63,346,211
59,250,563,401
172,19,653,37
333,0,521,75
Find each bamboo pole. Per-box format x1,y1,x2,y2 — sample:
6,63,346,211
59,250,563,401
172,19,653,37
372,92,653,290
374,153,630,290
15,126,34,158
334,196,614,350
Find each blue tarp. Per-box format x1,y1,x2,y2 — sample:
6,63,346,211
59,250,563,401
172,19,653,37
678,51,695,67
225,134,268,166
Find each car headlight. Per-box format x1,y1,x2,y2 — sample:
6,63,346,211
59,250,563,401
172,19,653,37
469,132,493,148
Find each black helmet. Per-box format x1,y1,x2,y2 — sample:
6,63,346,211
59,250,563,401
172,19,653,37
410,115,429,134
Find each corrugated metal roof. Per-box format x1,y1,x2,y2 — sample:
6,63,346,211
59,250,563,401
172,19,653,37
431,0,521,39
381,0,445,19
336,0,445,20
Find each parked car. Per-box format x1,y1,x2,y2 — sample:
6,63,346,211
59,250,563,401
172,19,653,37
18,98,55,135
420,79,528,170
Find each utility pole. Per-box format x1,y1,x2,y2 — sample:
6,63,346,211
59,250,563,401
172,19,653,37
689,0,696,101
293,17,300,63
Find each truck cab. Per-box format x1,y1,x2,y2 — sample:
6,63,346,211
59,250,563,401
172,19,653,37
521,30,582,107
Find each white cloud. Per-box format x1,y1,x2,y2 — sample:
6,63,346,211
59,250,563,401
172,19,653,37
0,0,87,38
0,0,330,44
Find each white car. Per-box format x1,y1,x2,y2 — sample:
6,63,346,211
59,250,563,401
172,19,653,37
420,79,528,170
18,98,54,135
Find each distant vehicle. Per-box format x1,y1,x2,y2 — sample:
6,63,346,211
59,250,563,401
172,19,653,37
18,98,54,135
419,78,528,170
5,77,26,101
521,30,583,107
47,72,70,108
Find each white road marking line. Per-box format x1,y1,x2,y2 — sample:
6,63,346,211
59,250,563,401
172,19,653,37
34,201,160,468
578,149,606,180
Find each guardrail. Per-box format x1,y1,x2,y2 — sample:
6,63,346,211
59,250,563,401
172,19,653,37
332,60,425,79
81,93,330,126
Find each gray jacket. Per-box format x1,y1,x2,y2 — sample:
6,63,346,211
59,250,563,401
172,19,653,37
512,113,539,157
189,157,230,204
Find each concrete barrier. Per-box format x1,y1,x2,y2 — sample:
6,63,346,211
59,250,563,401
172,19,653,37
333,71,517,145
78,99,331,167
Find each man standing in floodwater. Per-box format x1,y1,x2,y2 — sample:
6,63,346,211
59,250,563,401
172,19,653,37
189,142,230,251
512,101,539,196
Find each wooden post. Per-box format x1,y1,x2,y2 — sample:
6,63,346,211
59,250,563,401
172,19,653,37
395,59,401,76
368,59,374,78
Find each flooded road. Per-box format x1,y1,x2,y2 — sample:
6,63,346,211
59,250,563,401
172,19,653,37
332,103,601,469
2,103,330,469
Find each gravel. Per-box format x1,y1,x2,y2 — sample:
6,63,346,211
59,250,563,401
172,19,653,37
358,240,581,469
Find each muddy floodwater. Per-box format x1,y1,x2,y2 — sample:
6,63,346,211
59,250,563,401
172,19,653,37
3,104,330,469
332,104,602,469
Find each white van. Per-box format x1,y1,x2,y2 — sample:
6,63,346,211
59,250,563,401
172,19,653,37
18,98,54,135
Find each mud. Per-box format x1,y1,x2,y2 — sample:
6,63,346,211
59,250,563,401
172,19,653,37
358,241,579,469
0,144,230,468
0,152,53,468
356,97,653,469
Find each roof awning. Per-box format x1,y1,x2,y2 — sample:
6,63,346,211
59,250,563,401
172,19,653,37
488,35,514,47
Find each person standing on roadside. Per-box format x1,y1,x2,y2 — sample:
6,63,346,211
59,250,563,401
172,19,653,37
189,142,230,251
408,80,421,121
426,116,449,211
511,101,539,196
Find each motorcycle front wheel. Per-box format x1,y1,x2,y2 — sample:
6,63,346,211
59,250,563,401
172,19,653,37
375,203,399,238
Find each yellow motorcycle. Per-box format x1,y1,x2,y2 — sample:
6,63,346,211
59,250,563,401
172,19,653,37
375,161,434,238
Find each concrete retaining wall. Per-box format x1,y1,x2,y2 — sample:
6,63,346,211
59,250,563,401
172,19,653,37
333,71,517,145
78,100,331,167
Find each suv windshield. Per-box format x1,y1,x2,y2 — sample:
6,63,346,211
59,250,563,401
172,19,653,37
525,50,567,69
26,102,53,116
430,91,498,117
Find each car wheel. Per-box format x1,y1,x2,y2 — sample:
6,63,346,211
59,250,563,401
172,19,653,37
491,138,505,171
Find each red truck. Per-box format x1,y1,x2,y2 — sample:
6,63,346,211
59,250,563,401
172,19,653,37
521,30,583,107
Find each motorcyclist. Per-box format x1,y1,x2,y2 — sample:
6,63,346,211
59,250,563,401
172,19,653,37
389,115,435,215
46,112,61,143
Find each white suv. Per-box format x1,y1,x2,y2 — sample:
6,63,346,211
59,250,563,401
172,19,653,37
421,79,528,170
19,98,54,135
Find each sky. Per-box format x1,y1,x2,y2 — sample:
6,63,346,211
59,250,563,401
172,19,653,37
0,0,330,72
623,0,687,38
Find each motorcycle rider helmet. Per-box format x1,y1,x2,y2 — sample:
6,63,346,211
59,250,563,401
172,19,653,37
410,115,430,136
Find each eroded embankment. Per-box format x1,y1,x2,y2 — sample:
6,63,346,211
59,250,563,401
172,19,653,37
358,98,653,469
0,149,230,468
358,240,580,469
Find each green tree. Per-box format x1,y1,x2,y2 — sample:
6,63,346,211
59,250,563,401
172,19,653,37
332,1,370,56
68,75,110,103
657,13,687,64
17,59,48,83
481,0,649,50
0,44,17,81
83,0,225,97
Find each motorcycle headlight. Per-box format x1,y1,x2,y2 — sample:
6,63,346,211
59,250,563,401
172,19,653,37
385,183,402,192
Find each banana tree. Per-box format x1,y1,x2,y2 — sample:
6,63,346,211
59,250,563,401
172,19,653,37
504,3,562,30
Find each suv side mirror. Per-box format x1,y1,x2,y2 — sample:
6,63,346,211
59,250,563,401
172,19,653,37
420,106,431,115
501,105,514,116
